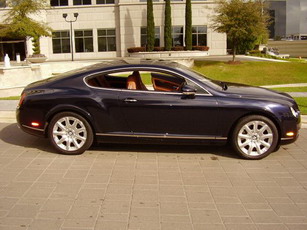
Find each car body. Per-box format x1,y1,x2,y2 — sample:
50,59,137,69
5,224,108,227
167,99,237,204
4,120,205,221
16,60,301,159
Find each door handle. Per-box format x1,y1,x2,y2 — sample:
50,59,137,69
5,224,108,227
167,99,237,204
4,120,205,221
124,98,138,103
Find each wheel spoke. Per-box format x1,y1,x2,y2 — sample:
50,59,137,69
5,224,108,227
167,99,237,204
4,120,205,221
239,140,251,148
261,133,273,139
76,136,86,141
253,121,259,133
247,143,254,155
255,142,262,154
53,131,66,136
259,124,268,134
72,138,80,149
260,140,271,148
238,134,250,139
56,136,66,145
243,125,253,135
56,121,66,131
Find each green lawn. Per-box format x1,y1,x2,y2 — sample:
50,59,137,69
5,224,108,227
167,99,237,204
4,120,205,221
193,60,307,86
294,98,307,115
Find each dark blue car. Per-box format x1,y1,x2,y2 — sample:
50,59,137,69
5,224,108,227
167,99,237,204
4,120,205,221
16,60,301,159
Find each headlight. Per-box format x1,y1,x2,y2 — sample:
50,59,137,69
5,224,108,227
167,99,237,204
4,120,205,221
290,107,300,118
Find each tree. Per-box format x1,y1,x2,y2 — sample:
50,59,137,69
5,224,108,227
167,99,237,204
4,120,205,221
164,0,172,51
0,0,52,55
185,0,192,50
211,0,269,62
147,0,155,51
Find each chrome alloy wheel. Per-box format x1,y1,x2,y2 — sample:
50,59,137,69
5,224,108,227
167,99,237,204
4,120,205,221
237,120,274,156
52,116,87,152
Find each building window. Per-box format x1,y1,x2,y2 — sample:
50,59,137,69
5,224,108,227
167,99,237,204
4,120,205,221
50,0,68,6
75,30,93,52
52,31,70,54
192,26,207,46
98,29,116,52
97,0,114,4
140,27,160,47
73,0,91,5
172,26,183,46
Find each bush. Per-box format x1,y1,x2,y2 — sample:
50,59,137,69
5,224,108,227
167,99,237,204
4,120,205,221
127,47,146,53
153,47,165,51
192,46,209,51
248,52,280,60
171,46,184,51
248,50,261,55
127,46,210,53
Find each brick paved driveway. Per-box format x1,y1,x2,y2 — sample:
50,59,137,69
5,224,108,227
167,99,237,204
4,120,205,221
0,123,306,230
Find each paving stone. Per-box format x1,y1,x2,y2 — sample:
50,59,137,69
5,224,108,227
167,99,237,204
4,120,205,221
28,219,63,230
7,204,40,218
216,204,248,217
190,209,222,224
248,210,281,223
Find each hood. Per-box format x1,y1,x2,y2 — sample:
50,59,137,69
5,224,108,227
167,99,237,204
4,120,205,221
222,82,295,104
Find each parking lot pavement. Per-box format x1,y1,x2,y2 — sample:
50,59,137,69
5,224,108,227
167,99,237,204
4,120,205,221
0,123,307,230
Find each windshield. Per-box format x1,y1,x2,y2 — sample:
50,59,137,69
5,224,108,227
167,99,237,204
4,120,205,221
183,68,223,90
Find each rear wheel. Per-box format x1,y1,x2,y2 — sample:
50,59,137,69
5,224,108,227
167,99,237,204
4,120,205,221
48,112,93,155
232,115,278,159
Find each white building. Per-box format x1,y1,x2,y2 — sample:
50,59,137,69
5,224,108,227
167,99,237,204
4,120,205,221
0,0,227,61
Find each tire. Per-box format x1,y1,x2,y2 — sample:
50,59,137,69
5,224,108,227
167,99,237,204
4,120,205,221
232,115,278,160
48,112,93,155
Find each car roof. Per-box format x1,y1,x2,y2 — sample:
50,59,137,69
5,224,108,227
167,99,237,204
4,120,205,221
82,59,185,71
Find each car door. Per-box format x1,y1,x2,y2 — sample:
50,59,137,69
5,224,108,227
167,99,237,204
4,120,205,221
118,70,220,139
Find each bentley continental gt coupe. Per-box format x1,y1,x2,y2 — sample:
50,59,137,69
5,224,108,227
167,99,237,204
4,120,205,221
16,60,301,159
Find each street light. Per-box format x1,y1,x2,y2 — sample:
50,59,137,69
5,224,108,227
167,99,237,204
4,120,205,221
63,13,79,61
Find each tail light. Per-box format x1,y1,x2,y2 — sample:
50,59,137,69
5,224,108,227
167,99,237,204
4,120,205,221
18,93,26,107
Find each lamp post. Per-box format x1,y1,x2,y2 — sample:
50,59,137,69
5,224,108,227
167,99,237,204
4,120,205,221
63,13,79,61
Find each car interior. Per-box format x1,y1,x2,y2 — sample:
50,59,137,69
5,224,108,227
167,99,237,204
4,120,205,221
86,70,186,92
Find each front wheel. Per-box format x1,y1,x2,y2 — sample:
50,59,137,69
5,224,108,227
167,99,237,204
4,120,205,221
232,115,278,159
48,112,93,155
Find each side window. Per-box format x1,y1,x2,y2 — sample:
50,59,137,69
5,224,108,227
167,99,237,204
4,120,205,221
85,70,207,94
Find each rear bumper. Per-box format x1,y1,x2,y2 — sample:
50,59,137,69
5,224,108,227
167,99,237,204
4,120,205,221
16,108,46,137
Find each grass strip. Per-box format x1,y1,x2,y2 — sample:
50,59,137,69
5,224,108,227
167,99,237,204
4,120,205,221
269,87,307,92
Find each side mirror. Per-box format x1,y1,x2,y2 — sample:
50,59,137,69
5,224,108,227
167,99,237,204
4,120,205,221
182,85,196,96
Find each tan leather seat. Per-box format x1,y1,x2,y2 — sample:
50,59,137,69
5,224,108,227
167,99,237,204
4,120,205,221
126,71,147,90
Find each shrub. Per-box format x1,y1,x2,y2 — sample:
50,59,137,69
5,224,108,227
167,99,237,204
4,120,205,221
248,50,261,55
153,47,165,51
192,46,209,51
171,46,184,51
164,0,172,51
127,47,146,53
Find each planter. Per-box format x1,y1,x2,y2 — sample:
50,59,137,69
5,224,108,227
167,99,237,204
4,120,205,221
128,50,209,59
27,56,47,63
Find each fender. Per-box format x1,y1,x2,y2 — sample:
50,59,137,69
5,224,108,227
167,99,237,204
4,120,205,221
44,104,95,135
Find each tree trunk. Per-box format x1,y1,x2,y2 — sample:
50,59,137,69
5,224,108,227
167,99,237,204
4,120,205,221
232,40,236,62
